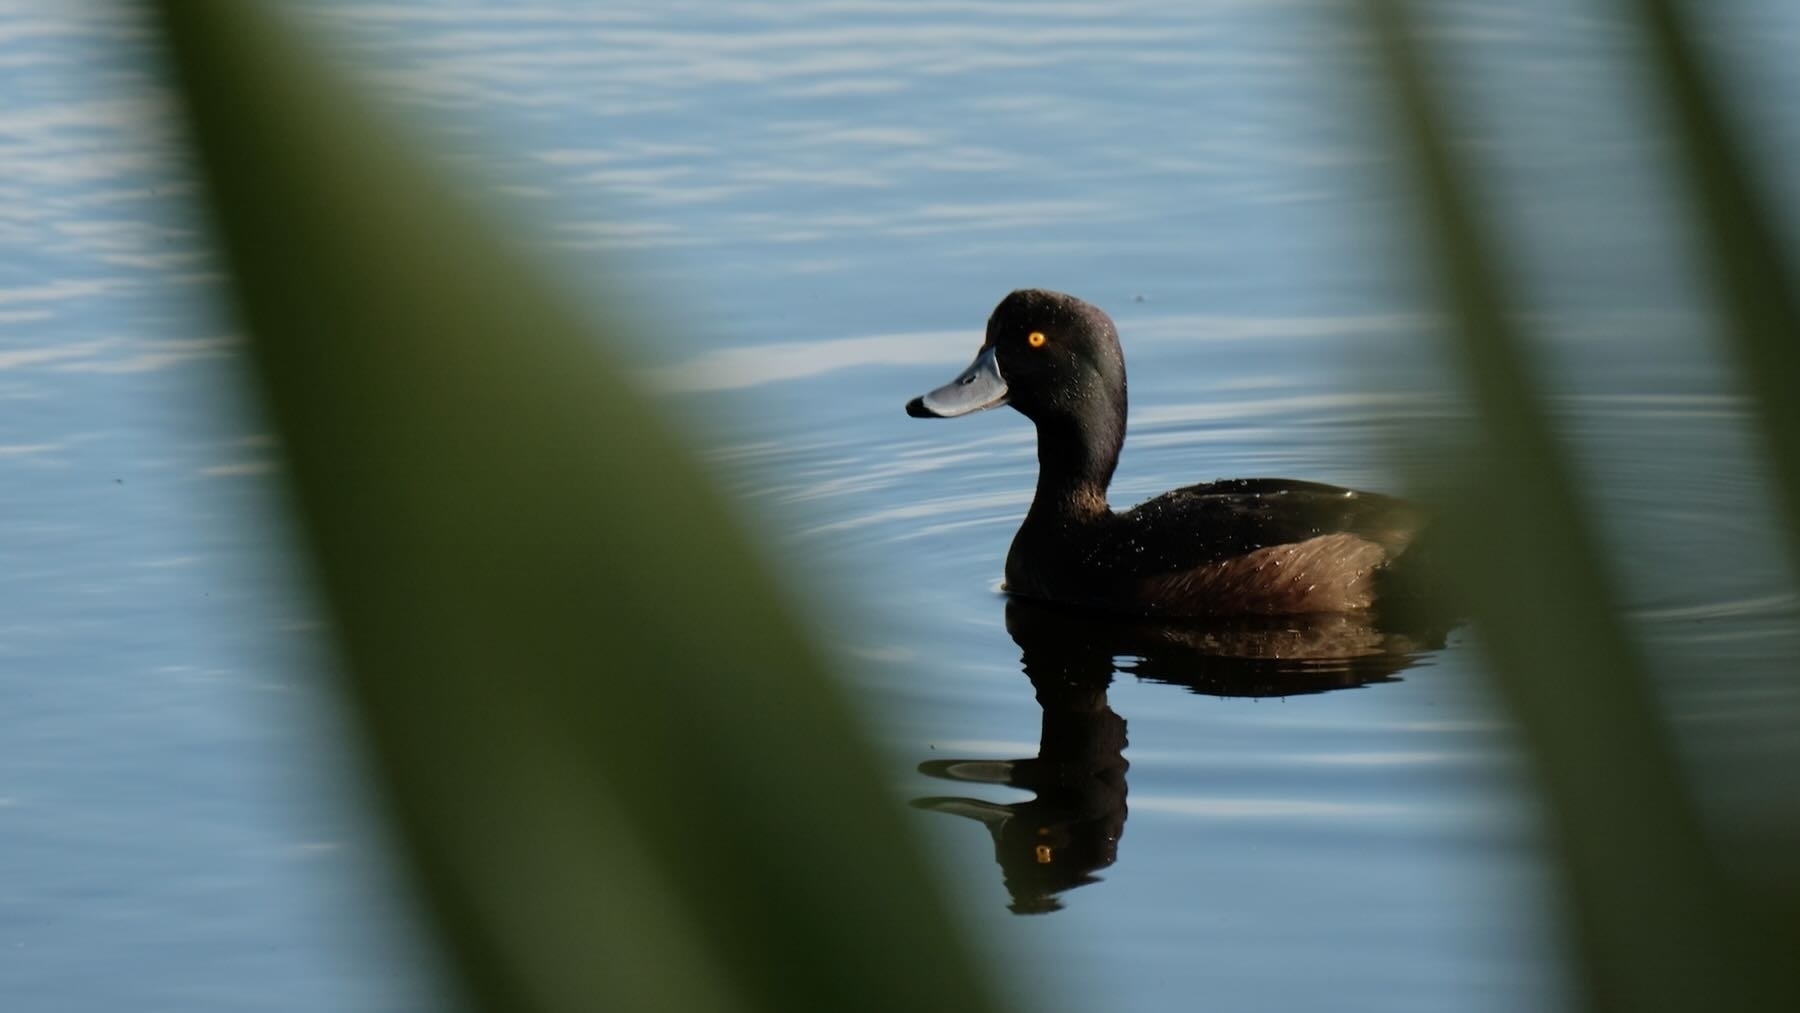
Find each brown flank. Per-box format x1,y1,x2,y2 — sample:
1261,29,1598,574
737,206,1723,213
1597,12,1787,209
1135,533,1392,616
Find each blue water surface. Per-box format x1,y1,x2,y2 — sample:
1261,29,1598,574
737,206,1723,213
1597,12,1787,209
3,2,1798,1011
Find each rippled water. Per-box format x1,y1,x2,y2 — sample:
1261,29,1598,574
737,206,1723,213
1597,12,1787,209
4,2,1798,1011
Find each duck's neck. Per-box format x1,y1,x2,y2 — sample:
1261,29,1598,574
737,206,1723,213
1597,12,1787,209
1028,411,1124,519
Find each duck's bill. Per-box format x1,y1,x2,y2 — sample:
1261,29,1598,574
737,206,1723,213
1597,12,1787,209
909,796,1012,829
906,344,1008,418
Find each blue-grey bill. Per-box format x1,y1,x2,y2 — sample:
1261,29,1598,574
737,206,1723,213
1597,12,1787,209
905,344,1008,418
909,797,1012,829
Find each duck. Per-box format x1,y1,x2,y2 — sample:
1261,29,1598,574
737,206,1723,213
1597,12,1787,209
906,289,1435,619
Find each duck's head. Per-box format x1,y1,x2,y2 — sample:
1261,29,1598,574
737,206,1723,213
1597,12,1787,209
906,289,1127,428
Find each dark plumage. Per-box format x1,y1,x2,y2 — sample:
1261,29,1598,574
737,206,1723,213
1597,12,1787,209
907,289,1435,618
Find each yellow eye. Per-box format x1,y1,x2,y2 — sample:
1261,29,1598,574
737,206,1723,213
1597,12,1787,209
1027,331,1047,348
1034,844,1054,864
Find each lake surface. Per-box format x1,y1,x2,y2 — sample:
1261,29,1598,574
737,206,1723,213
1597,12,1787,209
3,2,1798,1011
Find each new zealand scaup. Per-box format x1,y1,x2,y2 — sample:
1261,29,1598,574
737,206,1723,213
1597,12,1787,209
906,289,1432,618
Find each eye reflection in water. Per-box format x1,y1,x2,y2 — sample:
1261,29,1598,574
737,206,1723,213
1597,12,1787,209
913,599,1449,915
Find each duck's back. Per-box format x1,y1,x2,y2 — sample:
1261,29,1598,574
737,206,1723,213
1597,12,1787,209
1006,478,1428,617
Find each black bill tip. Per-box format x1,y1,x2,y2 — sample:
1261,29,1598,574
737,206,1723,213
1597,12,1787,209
906,396,934,418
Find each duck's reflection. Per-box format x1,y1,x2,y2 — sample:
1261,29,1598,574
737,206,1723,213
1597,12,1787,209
913,599,1443,914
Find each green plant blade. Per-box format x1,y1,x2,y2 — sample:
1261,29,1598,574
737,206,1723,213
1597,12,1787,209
1356,2,1800,1010
1624,0,1800,580
145,4,998,1012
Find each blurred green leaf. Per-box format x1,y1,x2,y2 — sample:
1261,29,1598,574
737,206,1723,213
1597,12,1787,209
1357,1,1800,1010
1624,0,1800,578
146,3,998,1012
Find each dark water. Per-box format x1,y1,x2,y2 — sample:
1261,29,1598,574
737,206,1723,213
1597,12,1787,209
3,2,1797,1011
